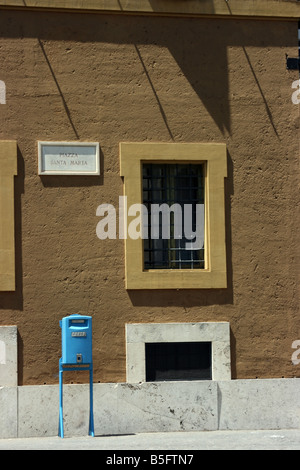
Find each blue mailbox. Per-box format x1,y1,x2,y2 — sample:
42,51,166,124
58,314,94,438
60,314,92,365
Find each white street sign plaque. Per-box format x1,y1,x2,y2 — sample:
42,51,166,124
38,141,100,175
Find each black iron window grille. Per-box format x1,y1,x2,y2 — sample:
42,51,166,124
143,163,205,269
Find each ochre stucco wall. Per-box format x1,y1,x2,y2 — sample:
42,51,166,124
0,10,299,384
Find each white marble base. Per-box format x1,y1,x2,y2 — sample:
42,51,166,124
218,379,300,430
1,378,299,438
0,326,17,387
0,386,17,438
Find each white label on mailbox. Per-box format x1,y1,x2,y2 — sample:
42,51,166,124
71,332,87,337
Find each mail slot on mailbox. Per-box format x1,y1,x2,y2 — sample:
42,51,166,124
60,314,92,365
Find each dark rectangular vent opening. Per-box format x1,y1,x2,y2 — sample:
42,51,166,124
145,342,212,382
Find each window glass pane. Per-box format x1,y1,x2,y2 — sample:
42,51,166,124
143,163,205,269
145,342,212,381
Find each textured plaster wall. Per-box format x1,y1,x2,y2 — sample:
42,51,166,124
0,10,299,384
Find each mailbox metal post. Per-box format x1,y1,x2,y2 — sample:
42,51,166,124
58,314,94,438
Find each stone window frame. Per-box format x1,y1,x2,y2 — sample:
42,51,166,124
120,142,227,289
126,322,231,383
0,141,17,291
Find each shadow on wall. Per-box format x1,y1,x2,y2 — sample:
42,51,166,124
0,10,292,137
0,10,294,313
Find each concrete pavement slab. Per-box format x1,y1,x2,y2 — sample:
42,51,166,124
0,429,299,451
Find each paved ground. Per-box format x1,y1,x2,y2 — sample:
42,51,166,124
0,429,299,450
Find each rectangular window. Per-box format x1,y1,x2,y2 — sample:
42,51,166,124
120,142,227,289
143,163,205,270
145,342,212,382
126,322,231,382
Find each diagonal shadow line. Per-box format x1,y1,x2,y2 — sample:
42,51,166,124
223,0,279,139
38,39,79,139
242,46,280,140
134,44,174,141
